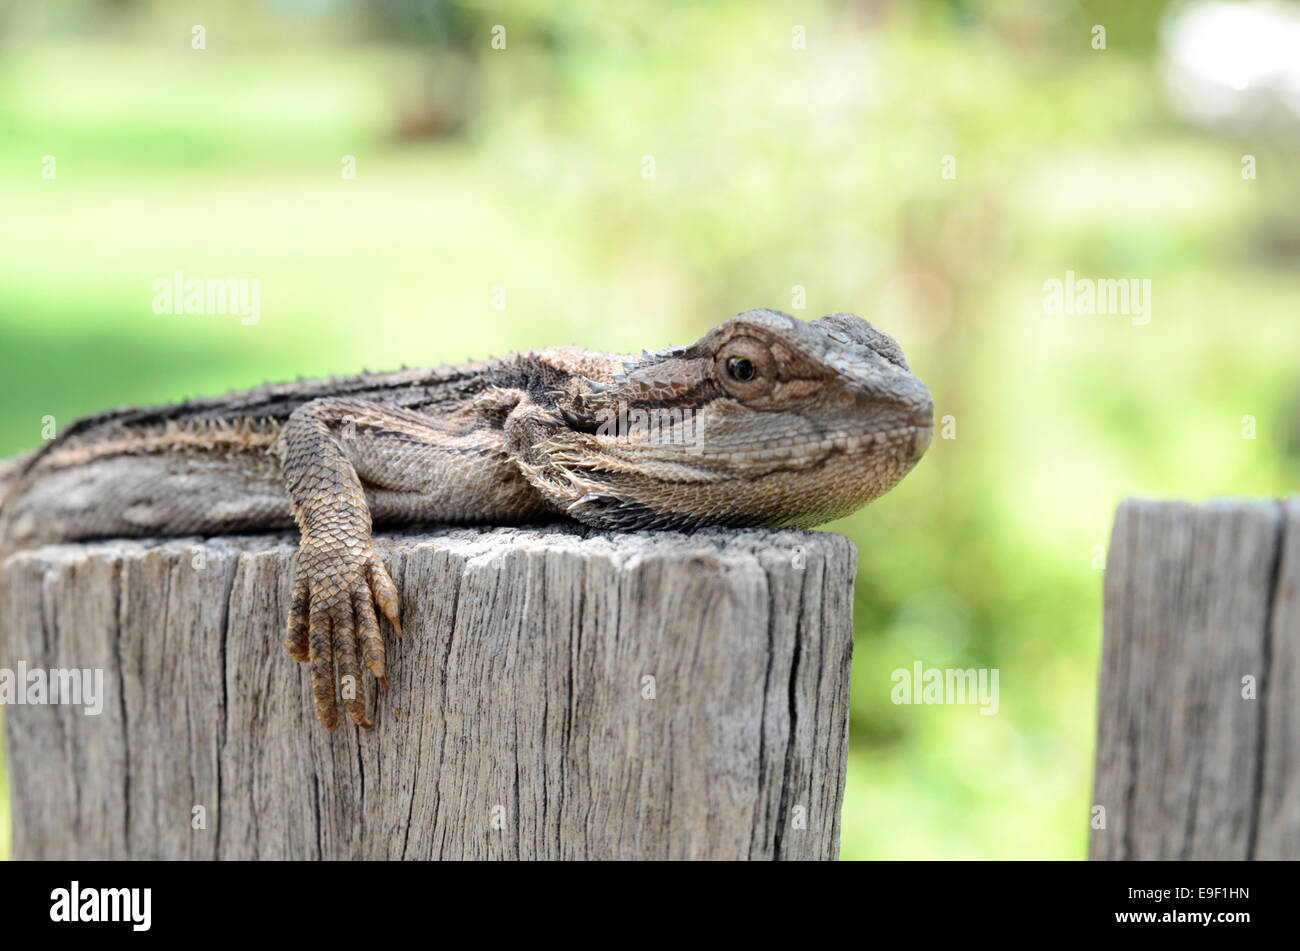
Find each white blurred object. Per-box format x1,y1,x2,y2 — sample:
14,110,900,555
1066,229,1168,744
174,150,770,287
1161,0,1300,132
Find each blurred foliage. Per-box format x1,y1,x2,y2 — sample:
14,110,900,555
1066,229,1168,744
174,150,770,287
0,0,1296,859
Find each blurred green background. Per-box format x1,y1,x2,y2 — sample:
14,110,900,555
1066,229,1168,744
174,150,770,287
1,0,1297,861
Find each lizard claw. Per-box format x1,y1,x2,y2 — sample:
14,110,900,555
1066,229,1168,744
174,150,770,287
285,536,401,730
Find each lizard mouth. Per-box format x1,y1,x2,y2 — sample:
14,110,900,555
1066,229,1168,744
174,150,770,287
910,420,934,460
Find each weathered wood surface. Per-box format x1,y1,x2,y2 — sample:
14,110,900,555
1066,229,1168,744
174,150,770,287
2,525,855,860
1092,497,1299,860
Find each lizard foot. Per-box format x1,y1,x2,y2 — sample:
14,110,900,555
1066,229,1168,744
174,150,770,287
285,537,402,730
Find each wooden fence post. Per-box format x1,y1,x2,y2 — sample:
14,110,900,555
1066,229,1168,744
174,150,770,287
2,525,855,860
1091,497,1299,859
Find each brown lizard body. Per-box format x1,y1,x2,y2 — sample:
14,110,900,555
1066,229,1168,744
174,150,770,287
0,309,933,730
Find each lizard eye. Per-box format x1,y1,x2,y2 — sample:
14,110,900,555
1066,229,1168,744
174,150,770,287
715,337,775,399
726,358,755,382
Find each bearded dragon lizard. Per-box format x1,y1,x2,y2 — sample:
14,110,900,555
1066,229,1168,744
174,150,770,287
0,310,933,731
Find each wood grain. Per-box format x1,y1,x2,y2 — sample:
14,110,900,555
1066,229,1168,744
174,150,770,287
1091,497,1299,859
2,525,855,860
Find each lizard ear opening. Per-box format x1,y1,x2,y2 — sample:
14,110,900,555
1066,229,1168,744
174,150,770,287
714,337,776,399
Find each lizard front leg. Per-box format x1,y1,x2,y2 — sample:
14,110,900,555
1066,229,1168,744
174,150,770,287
278,394,552,730
279,399,405,730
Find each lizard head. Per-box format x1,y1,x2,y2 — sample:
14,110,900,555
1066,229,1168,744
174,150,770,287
525,309,933,529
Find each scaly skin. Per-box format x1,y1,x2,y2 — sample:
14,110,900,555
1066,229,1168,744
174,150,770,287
0,310,933,731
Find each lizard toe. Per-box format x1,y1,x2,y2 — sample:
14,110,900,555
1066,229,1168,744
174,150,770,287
285,574,310,662
366,552,402,637
332,602,372,729
307,599,340,731
355,591,386,682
